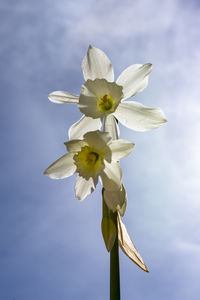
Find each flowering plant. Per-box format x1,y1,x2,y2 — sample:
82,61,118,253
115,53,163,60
44,45,167,299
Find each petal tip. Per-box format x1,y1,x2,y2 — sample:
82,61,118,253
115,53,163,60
145,63,153,72
76,193,85,201
43,169,49,176
146,268,150,273
48,91,56,97
145,63,152,68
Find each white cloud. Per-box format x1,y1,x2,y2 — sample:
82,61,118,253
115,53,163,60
2,0,200,298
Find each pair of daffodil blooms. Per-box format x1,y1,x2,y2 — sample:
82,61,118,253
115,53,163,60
44,45,167,271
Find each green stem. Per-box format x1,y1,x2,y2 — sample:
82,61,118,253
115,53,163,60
110,211,120,300
102,117,120,299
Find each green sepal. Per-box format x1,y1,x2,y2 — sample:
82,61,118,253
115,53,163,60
101,188,117,252
101,217,117,252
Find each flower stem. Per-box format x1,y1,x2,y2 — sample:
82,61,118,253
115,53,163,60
110,210,120,300
103,116,120,299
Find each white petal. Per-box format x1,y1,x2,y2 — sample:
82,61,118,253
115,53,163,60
100,161,122,191
75,175,98,200
84,130,111,151
78,83,100,118
44,153,76,179
68,116,102,140
116,63,152,100
109,139,135,161
103,185,127,214
83,130,112,162
114,101,167,132
48,91,79,104
104,115,120,140
117,213,149,272
82,45,114,81
64,140,88,153
79,79,123,118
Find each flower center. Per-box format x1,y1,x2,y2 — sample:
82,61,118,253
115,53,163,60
74,146,104,178
97,94,114,113
86,151,99,166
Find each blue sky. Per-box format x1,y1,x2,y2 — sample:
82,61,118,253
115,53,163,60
1,0,200,299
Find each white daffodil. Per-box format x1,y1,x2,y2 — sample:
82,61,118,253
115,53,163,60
44,130,134,203
48,45,167,140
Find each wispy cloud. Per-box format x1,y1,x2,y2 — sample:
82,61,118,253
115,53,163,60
1,0,200,299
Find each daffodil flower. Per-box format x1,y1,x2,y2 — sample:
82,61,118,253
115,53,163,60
44,130,134,203
48,45,167,140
